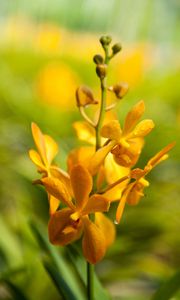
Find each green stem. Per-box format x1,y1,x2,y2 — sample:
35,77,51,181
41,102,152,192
95,78,107,150
95,48,110,151
87,262,94,300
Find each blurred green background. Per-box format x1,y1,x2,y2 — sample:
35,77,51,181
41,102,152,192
0,0,180,299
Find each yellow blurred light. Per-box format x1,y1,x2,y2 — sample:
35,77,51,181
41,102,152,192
36,62,79,110
115,44,153,87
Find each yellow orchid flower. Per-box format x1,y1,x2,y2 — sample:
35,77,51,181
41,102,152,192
40,164,112,264
115,142,175,224
100,100,155,168
68,120,130,201
29,122,70,214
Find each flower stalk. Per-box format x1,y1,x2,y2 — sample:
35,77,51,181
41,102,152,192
87,262,94,300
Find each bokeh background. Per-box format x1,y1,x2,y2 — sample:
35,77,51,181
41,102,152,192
0,0,180,299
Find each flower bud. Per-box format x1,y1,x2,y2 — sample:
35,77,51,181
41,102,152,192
112,43,122,55
109,82,129,99
96,64,107,79
76,86,98,107
93,54,104,65
100,35,112,47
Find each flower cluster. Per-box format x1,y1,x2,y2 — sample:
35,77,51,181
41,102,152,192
29,36,175,264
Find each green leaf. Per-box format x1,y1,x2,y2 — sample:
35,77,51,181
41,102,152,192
151,270,180,300
67,244,111,300
43,259,78,300
3,280,29,300
30,220,86,300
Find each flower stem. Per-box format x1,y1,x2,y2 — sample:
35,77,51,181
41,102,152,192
95,48,110,151
87,262,94,300
95,78,107,150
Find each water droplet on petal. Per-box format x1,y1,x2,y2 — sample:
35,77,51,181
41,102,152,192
114,220,118,225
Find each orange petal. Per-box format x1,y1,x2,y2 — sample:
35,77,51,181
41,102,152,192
82,217,106,264
104,153,130,184
96,165,106,190
131,119,155,137
50,166,72,196
48,208,82,246
126,182,145,205
101,120,122,141
123,100,145,135
67,146,94,173
41,177,75,210
44,134,58,164
82,194,110,215
147,142,176,169
88,141,116,176
29,149,46,172
49,195,60,215
116,182,135,224
31,122,47,165
73,121,95,145
95,213,116,248
70,164,92,210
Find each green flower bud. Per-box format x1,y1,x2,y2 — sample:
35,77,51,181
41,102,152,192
100,35,112,46
96,64,107,79
93,54,104,65
112,43,122,55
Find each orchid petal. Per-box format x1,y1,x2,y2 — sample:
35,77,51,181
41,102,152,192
67,146,94,172
82,217,106,264
95,213,116,248
101,120,122,141
41,177,75,210
31,122,47,165
147,142,176,169
73,121,96,145
44,134,58,164
48,208,82,246
70,164,92,210
29,149,46,171
131,119,155,138
49,195,60,215
123,100,145,135
88,141,115,175
116,182,135,224
82,194,110,215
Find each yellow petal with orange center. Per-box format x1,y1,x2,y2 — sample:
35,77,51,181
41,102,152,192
48,208,82,246
70,164,92,210
123,100,145,135
73,121,95,145
44,134,58,164
82,217,106,264
95,213,116,248
41,177,75,210
101,120,122,141
82,194,110,215
29,149,46,172
31,122,47,165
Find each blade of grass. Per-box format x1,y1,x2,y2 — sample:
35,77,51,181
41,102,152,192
3,279,29,300
30,220,86,300
67,244,111,300
151,270,180,300
43,259,78,300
